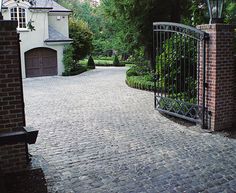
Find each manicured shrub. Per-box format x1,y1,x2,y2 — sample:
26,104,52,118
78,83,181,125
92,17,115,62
113,55,121,66
126,64,155,91
126,65,150,77
63,45,87,76
87,55,95,69
94,60,113,66
95,56,113,61
80,59,116,66
126,67,138,77
126,75,155,91
62,64,87,76
63,45,75,74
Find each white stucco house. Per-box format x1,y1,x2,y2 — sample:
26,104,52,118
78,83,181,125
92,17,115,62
2,0,72,78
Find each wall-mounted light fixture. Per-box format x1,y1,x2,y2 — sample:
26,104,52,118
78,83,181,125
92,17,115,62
206,0,224,24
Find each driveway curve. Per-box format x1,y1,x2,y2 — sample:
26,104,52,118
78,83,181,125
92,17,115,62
24,67,236,193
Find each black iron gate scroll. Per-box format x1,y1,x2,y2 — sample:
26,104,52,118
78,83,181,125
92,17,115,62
153,22,209,128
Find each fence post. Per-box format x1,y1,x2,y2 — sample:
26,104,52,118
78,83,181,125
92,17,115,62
197,24,235,131
0,20,27,174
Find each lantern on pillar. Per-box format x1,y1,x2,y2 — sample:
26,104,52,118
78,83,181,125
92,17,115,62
206,0,224,24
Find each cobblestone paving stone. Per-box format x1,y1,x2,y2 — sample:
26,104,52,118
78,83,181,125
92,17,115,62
23,67,236,193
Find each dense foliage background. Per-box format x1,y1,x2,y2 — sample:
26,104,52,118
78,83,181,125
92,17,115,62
58,0,235,61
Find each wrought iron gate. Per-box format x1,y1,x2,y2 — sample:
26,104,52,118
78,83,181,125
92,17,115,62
153,22,209,128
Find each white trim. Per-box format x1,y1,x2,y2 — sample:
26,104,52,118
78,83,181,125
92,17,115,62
45,41,72,46
48,12,71,16
17,29,30,32
4,0,30,8
0,0,3,12
9,6,28,30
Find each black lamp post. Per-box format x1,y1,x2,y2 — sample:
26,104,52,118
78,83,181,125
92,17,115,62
206,0,224,24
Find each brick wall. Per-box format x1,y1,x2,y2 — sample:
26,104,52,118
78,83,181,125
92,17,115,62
0,144,27,174
198,24,235,131
0,20,27,173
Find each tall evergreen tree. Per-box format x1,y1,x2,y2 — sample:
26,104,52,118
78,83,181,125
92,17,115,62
102,0,190,61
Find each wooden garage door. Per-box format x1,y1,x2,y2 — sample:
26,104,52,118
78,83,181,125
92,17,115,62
25,48,58,78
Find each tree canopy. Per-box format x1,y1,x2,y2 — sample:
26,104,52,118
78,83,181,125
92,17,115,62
101,0,191,60
58,0,236,61
69,18,93,60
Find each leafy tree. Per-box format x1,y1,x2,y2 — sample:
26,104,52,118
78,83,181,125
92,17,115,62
69,18,93,60
225,0,236,24
101,0,190,62
183,0,236,25
183,0,208,25
59,0,236,63
63,45,87,76
58,0,108,55
57,0,142,57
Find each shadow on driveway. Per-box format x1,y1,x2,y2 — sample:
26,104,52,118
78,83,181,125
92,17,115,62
2,169,48,193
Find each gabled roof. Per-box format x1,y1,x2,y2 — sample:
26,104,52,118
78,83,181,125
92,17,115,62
2,0,71,12
45,26,72,43
31,0,71,12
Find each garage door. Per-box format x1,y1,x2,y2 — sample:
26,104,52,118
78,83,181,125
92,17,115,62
25,48,58,78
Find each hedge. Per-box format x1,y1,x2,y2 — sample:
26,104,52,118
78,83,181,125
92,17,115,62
126,75,155,91
62,65,87,76
80,59,125,67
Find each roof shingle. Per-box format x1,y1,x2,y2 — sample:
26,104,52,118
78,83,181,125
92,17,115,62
45,26,72,42
3,0,71,12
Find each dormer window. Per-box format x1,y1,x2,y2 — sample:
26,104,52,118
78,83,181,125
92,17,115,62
10,7,27,29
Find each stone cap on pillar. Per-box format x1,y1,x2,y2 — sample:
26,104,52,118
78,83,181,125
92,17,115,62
197,23,236,31
0,20,18,30
0,127,39,146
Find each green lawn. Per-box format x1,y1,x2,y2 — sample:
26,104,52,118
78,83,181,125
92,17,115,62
79,59,133,67
80,59,113,66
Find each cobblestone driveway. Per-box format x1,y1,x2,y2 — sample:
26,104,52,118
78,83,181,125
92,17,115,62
24,67,236,193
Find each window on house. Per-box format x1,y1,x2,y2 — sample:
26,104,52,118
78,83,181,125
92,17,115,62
10,7,27,29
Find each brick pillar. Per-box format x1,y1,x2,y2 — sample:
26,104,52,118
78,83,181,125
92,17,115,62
0,21,27,173
198,24,235,131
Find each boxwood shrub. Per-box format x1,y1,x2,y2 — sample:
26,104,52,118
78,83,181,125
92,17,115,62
62,65,87,76
87,55,96,69
126,66,155,91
